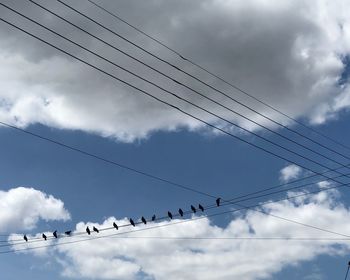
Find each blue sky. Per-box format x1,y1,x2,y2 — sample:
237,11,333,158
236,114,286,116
1,117,350,279
1,0,350,279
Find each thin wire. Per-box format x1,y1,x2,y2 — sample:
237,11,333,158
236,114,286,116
56,0,350,161
3,8,350,247
18,236,350,241
87,0,350,153
1,12,350,244
5,0,350,199
3,181,350,254
21,1,350,176
345,264,350,280
0,2,348,260
0,111,349,237
4,180,350,249
2,167,350,243
88,236,350,241
1,8,349,191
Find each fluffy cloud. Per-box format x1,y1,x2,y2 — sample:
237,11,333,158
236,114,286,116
0,0,349,142
0,187,70,232
280,164,303,182
10,186,350,280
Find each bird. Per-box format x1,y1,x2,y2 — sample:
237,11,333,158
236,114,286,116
23,235,28,242
198,204,204,212
191,205,196,213
151,214,156,221
42,233,47,241
168,211,173,219
216,198,221,207
65,231,72,236
178,208,184,217
141,216,147,224
130,218,135,227
93,226,99,233
113,222,118,230
53,230,58,238
86,226,91,235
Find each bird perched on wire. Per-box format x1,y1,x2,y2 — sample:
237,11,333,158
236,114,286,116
113,222,118,230
65,231,72,236
168,211,173,219
130,218,135,227
93,226,99,233
178,208,184,217
141,216,147,224
198,204,204,212
191,205,196,213
42,233,47,241
86,226,91,235
216,198,221,207
151,215,156,221
53,230,58,238
23,235,28,242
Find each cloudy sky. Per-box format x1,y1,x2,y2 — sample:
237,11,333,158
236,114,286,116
1,0,350,279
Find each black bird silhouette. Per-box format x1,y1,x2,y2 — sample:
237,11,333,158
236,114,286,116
23,235,28,242
86,226,91,235
53,230,58,238
141,216,147,224
216,198,221,207
113,222,118,230
93,226,99,233
178,208,184,217
190,205,196,213
42,233,47,241
198,204,204,212
168,211,173,219
151,215,156,221
130,218,135,227
65,231,72,236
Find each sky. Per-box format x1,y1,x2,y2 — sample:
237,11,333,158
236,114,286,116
1,0,350,279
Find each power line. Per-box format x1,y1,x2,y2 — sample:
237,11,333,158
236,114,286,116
3,8,350,245
12,236,350,242
1,9,350,239
3,181,350,254
0,2,348,262
55,0,350,162
1,7,350,249
2,173,348,244
2,166,349,242
4,180,350,249
0,113,349,233
87,0,350,153
5,0,350,199
346,262,350,280
2,4,350,190
21,0,350,179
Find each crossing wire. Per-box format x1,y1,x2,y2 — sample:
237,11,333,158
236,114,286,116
55,0,350,161
3,180,350,249
19,0,350,176
3,8,350,241
86,0,350,153
2,3,350,187
3,179,350,254
1,10,350,245
0,6,350,250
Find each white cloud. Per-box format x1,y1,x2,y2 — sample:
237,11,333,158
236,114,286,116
0,0,349,142
0,187,70,232
11,187,350,280
280,164,303,182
